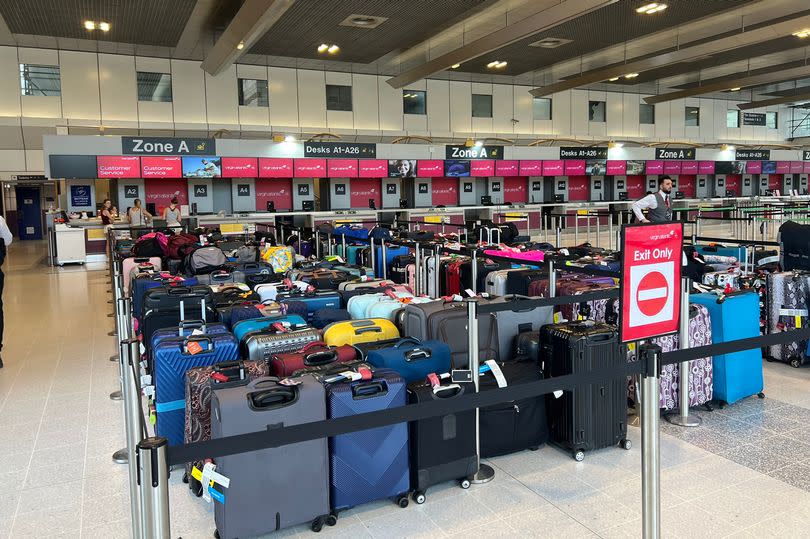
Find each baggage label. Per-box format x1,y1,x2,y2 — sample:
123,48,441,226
485,360,507,388
186,341,203,355
198,462,231,504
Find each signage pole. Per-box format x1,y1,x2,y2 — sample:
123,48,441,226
666,277,700,427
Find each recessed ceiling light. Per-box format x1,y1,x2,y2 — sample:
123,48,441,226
339,14,388,29
98,21,110,32
451,63,460,69
528,37,573,49
792,29,810,38
729,87,741,91
487,61,499,68
84,20,95,30
474,140,484,147
624,73,639,79
496,61,508,68
237,41,244,50
327,44,340,54
636,3,667,14
608,77,620,81
317,43,329,53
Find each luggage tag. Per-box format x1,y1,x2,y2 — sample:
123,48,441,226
451,370,472,383
186,341,204,355
484,360,507,388
199,462,230,504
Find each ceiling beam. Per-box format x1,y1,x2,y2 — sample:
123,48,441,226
738,92,810,110
173,0,219,58
645,64,810,104
385,0,616,89
529,12,810,97
201,0,295,76
0,10,15,46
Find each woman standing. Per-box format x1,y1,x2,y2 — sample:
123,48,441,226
100,199,115,225
162,197,182,228
127,199,152,226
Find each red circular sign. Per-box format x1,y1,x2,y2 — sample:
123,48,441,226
636,271,669,317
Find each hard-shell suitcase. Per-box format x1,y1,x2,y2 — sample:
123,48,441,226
485,269,517,296
695,244,745,263
488,295,554,362
150,320,229,353
371,245,410,277
153,334,240,446
243,327,322,361
141,303,217,359
338,279,396,292
323,318,400,346
479,359,549,458
132,276,194,318
332,264,375,279
460,258,508,294
325,369,410,511
211,376,331,538
217,301,283,329
196,269,246,286
183,359,270,496
505,269,546,296
765,272,810,367
142,284,214,313
277,290,341,321
661,303,714,409
311,308,351,329
390,255,415,284
407,379,477,502
255,281,310,302
346,293,389,320
291,269,351,290
123,256,162,294
231,314,308,344
691,292,764,404
366,337,452,382
269,341,358,377
541,321,630,460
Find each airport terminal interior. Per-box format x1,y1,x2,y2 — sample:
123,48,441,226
4,0,810,538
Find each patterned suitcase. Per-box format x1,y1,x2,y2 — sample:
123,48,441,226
153,333,240,446
183,359,270,495
766,271,810,367
325,369,410,511
243,327,322,361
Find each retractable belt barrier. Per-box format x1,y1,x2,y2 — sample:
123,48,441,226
691,236,780,247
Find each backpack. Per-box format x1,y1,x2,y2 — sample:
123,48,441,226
184,246,227,275
132,236,165,258
165,233,199,260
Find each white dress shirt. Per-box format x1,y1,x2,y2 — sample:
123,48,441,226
0,216,12,247
631,190,670,222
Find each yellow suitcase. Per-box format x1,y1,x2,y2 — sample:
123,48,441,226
322,318,400,347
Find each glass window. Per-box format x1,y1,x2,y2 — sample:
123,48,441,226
403,89,426,115
685,106,700,126
238,78,269,107
726,109,739,128
588,100,606,122
326,84,352,111
472,94,493,118
639,103,655,124
533,98,552,120
766,111,778,129
137,72,172,102
19,64,61,96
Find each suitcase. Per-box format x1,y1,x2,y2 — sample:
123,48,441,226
269,341,358,377
277,290,341,321
153,334,239,446
232,314,308,344
399,300,499,368
483,249,545,264
211,284,259,307
243,327,322,361
540,321,630,460
691,292,764,404
460,258,509,293
695,244,746,263
142,284,214,313
211,376,331,537
556,281,618,322
255,281,310,302
183,359,270,496
407,379,477,502
702,269,741,289
371,245,410,277
132,276,196,319
322,318,400,346
123,256,162,294
196,268,247,286
289,269,351,290
217,301,283,329
141,302,218,359
390,255,415,284
664,303,714,409
479,359,549,458
347,293,388,320
484,269,518,296
150,318,230,354
311,308,351,329
766,272,810,367
338,279,396,292
334,244,365,265
366,337,452,382
325,369,410,511
488,295,554,362
505,269,547,297
332,264,375,279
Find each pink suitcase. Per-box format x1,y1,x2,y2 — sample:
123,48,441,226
123,256,162,295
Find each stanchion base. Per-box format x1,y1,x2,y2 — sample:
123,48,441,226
107,330,117,337
665,412,702,427
107,299,114,304
112,448,128,464
471,463,495,484
110,354,119,362
109,390,122,401
107,312,115,317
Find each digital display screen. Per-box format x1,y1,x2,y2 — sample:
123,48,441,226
182,156,222,178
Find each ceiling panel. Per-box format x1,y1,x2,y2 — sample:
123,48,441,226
0,0,197,47
248,0,497,62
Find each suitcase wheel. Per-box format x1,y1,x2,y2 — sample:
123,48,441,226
620,439,632,451
789,357,803,369
396,494,410,508
758,392,766,399
327,513,338,527
573,450,585,462
413,491,426,504
460,478,471,489
214,530,220,539
182,472,189,484
311,516,326,533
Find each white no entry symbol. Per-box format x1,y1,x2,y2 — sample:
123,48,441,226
636,271,669,317
629,261,674,327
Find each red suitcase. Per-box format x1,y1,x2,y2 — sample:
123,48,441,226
269,341,358,377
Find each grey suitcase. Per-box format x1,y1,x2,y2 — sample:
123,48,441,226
243,328,322,361
488,295,554,362
484,269,516,296
211,375,331,537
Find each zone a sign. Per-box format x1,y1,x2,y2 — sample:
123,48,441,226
620,222,683,342
122,137,215,155
445,145,503,159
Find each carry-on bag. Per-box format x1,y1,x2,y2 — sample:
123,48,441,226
366,337,452,383
231,314,307,345
255,280,310,302
211,376,331,537
269,341,358,377
243,326,322,361
322,318,400,346
540,320,630,461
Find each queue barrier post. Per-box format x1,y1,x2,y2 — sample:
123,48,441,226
471,249,478,295
108,272,123,338
640,343,662,539
121,338,144,538
548,259,556,298
137,437,171,539
466,299,494,485
369,237,376,275
414,242,422,296
433,244,441,297
380,237,388,280
666,278,701,428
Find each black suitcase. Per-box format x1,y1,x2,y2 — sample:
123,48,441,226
505,269,546,296
460,258,508,293
540,320,630,461
408,379,478,503
142,285,214,312
479,359,548,458
390,254,415,285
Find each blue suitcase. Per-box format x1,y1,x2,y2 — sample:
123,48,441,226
326,369,410,511
695,245,746,263
232,314,307,344
366,338,451,383
690,292,764,404
374,245,409,276
277,291,341,322
153,334,240,446
150,321,230,352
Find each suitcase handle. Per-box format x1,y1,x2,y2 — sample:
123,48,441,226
304,350,338,366
394,337,421,348
213,360,246,382
182,336,214,353
404,348,431,361
210,271,233,282
133,257,152,263
433,384,462,397
354,325,382,335
501,294,538,313
249,387,297,409
352,380,387,399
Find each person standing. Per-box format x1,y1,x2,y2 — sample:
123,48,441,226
162,197,182,228
0,214,12,368
127,199,152,226
631,176,674,223
100,199,114,225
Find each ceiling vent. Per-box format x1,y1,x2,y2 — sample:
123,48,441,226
339,14,388,29
529,37,572,49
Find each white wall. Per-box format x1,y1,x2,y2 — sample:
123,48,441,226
0,45,792,174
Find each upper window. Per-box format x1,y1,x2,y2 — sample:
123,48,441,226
239,78,269,107
639,103,655,125
137,72,172,102
588,100,606,122
533,98,552,120
403,90,426,115
20,64,61,96
472,94,493,118
685,106,700,127
726,109,740,128
326,84,352,111
766,111,778,129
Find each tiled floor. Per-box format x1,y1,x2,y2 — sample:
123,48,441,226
2,240,810,538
